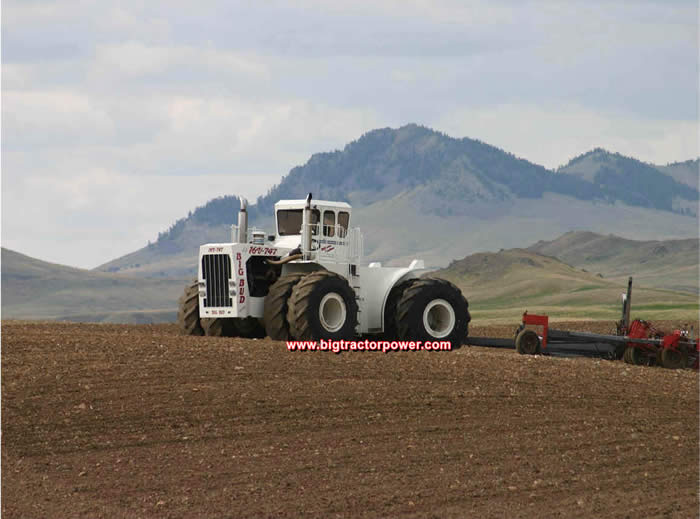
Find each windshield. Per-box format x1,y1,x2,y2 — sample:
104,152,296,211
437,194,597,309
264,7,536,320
277,209,320,235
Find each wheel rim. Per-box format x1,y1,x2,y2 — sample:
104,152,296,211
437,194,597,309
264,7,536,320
422,299,456,338
319,293,347,333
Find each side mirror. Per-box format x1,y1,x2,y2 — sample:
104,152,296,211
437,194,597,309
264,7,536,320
268,235,275,242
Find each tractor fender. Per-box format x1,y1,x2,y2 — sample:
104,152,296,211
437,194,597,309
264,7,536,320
377,259,425,332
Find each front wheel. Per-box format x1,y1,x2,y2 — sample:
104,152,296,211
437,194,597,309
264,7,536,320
202,317,266,338
236,317,266,339
264,273,306,340
395,278,470,347
287,270,359,341
177,279,204,336
201,318,237,337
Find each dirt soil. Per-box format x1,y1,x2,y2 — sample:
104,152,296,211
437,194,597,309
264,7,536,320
2,321,698,518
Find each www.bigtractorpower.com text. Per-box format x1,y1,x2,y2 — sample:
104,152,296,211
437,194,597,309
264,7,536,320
286,339,452,353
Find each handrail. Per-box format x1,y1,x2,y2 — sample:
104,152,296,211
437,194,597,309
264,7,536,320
302,223,361,263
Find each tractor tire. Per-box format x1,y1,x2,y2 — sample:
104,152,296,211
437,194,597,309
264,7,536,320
201,318,237,337
235,317,267,339
287,270,359,341
383,278,418,339
395,278,470,347
177,279,204,336
515,329,540,355
623,346,645,365
264,273,306,340
660,346,688,370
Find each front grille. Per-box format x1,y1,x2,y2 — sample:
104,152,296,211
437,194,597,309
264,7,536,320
202,254,233,307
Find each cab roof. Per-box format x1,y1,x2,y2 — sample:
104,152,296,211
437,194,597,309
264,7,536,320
275,199,352,210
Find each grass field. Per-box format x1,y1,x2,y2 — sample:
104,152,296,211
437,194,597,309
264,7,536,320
436,248,699,323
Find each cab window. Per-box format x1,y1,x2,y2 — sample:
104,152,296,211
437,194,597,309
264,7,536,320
323,211,335,237
277,209,320,236
338,211,349,237
277,210,302,236
310,209,320,235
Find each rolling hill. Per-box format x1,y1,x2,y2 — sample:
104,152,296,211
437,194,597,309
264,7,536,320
96,124,699,278
434,248,699,323
527,231,699,294
1,248,187,323
4,231,698,324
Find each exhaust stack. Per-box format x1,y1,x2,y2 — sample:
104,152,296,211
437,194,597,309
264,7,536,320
237,198,248,244
301,192,313,258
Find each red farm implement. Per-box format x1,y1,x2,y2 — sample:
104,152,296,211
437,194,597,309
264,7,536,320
467,277,699,370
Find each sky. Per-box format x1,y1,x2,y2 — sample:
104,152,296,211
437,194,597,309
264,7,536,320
2,0,698,268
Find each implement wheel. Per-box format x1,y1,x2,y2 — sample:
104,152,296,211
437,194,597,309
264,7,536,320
287,270,358,341
515,329,540,355
623,346,645,365
264,273,306,340
623,347,631,363
396,278,470,347
177,279,204,336
660,346,688,369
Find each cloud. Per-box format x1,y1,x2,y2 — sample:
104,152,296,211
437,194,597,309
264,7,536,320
434,104,698,168
1,0,697,268
93,42,268,79
1,91,381,267
1,168,280,268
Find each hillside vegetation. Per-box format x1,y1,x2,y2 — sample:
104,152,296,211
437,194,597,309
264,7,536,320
657,158,699,191
435,248,698,323
557,149,697,214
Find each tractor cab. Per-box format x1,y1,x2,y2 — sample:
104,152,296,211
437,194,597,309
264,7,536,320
274,199,353,257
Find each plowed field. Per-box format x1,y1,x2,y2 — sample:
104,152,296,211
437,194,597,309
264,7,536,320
2,321,698,518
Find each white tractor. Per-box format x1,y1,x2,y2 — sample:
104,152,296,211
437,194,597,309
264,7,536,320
177,194,470,344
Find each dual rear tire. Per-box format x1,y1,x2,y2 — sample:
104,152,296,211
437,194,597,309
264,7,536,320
265,272,469,345
390,278,470,347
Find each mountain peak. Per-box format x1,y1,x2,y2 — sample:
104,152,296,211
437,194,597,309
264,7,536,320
158,125,697,249
559,148,618,170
